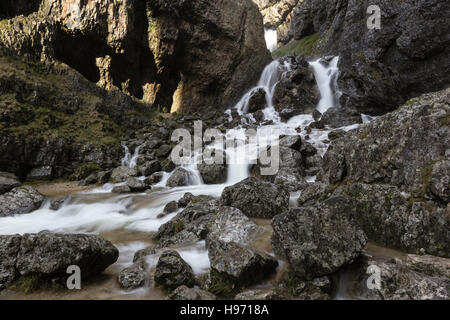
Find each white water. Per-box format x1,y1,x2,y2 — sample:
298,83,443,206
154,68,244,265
121,144,142,168
264,28,278,52
310,56,340,114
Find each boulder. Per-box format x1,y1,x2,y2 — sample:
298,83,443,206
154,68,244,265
166,167,192,187
144,172,164,185
117,259,148,290
111,166,138,183
272,196,367,279
154,250,195,291
0,172,21,194
0,186,45,217
207,206,264,247
125,177,150,192
177,192,194,208
0,233,119,289
220,177,290,218
168,285,216,300
207,240,278,295
155,196,219,248
163,201,178,214
197,163,227,185
138,160,161,177
247,88,267,113
112,185,131,194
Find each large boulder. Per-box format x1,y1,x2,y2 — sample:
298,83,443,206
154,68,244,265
273,55,319,119
154,250,196,291
0,172,21,194
110,166,138,183
0,186,45,217
207,206,264,247
290,0,450,114
197,163,227,185
272,196,367,280
154,196,219,248
220,177,290,218
166,167,193,188
0,232,119,289
207,240,278,295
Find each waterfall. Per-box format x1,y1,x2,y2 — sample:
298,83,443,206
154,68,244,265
264,28,278,52
309,56,340,114
121,144,142,169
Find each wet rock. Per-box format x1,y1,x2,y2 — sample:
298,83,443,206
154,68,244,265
144,172,164,185
162,160,176,173
0,172,21,194
166,167,192,187
0,233,119,289
279,135,302,151
207,240,278,295
207,206,264,247
111,185,131,194
0,186,45,217
297,182,331,207
272,196,367,279
49,195,71,211
156,145,172,158
177,192,194,208
273,56,319,119
26,166,53,180
117,259,148,290
133,246,156,263
317,107,362,128
197,163,227,184
155,196,219,248
138,160,161,177
247,88,267,113
125,177,150,192
168,285,216,300
154,250,195,291
221,177,290,218
328,129,346,141
163,201,178,214
111,166,138,183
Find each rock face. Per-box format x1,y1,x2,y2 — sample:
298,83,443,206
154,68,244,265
0,0,271,113
272,197,367,280
197,163,227,185
154,250,195,291
289,0,450,114
0,172,21,194
0,233,119,289
316,89,450,256
0,49,150,180
220,177,290,218
0,186,45,217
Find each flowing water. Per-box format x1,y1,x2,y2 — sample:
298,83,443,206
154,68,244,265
0,45,374,299
264,28,278,52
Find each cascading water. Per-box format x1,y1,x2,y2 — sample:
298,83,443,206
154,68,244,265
264,28,278,52
309,56,340,113
121,144,142,169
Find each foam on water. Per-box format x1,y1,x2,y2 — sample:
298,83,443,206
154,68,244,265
264,28,278,52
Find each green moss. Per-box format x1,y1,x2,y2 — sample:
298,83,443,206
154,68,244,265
173,220,185,234
0,19,11,30
272,33,320,58
437,113,450,127
208,269,235,297
9,274,65,294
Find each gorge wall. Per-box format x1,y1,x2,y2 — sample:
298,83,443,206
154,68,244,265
0,0,271,113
